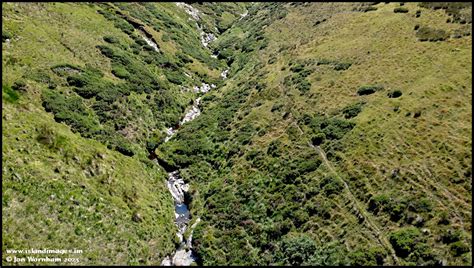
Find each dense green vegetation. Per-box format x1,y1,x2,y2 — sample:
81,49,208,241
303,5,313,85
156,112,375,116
2,2,244,265
158,2,472,266
3,2,472,266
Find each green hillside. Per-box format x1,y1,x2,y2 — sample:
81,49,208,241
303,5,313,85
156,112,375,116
2,2,472,266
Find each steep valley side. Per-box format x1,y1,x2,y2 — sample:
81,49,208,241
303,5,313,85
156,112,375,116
2,2,472,266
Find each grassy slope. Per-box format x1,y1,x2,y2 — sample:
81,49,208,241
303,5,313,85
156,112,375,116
3,2,248,265
1,2,217,265
160,2,472,266
264,2,472,265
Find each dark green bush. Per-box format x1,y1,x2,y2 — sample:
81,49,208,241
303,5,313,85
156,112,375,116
386,199,407,222
323,119,355,140
73,84,100,99
348,247,386,266
418,2,472,24
368,194,391,214
389,227,422,258
334,62,352,71
311,132,326,146
410,197,432,213
317,59,333,65
267,139,282,157
449,241,469,256
362,6,378,12
276,234,318,266
66,67,103,89
309,116,355,140
114,19,135,35
135,38,148,47
296,80,311,93
441,229,463,244
176,52,194,64
387,90,402,98
320,176,344,196
111,65,130,79
164,70,186,85
67,75,89,87
2,84,20,103
342,102,364,118
28,70,54,85
394,7,409,13
103,35,119,44
116,142,135,157
41,89,100,137
289,64,305,73
357,85,384,95
271,103,284,113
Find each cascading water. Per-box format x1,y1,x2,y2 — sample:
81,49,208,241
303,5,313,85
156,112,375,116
160,99,203,266
161,4,232,265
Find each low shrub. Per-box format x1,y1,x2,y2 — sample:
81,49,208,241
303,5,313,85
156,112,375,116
389,227,423,258
334,62,352,71
441,229,463,244
394,7,409,13
112,65,130,79
275,234,318,266
41,89,100,137
342,102,364,118
28,70,54,85
357,85,384,95
320,176,344,196
348,247,386,266
368,194,391,214
418,2,472,24
11,80,28,92
363,6,378,12
311,132,326,145
387,90,402,98
416,26,449,42
103,35,119,44
450,241,469,256
116,142,135,157
2,84,20,103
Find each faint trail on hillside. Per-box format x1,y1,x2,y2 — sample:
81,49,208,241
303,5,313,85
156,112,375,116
277,69,399,263
313,143,400,265
289,118,400,265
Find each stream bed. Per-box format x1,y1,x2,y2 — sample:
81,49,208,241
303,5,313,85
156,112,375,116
160,90,208,265
160,4,231,265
